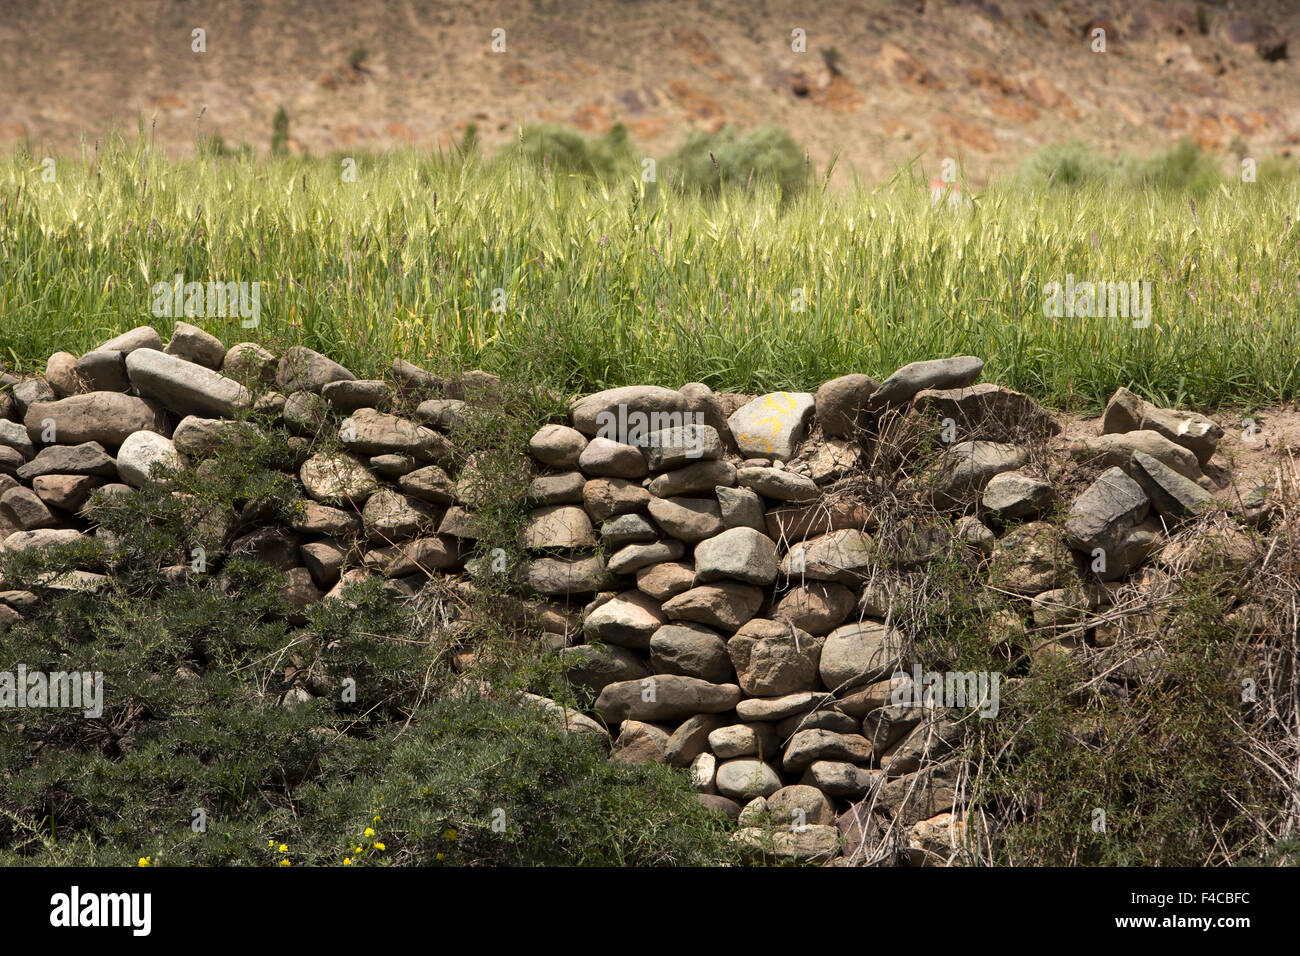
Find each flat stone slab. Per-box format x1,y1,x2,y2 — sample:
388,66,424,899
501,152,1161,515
1129,451,1213,516
595,674,742,723
570,386,690,438
1063,466,1150,554
126,348,251,418
870,356,984,408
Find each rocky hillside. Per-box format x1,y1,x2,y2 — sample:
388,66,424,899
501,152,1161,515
1,0,1297,180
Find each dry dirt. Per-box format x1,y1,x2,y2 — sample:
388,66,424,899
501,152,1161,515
1,0,1298,182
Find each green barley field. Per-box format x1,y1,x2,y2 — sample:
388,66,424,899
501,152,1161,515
2,131,1298,411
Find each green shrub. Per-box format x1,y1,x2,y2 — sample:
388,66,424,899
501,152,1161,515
1018,138,1223,194
505,122,634,180
0,377,734,867
271,107,290,157
666,125,809,200
1136,138,1222,194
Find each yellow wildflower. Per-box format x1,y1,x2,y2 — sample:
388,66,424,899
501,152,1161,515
279,859,291,867
137,857,150,867
364,827,375,839
374,842,386,851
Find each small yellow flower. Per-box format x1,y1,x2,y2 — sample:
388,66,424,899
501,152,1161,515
277,844,288,853
363,827,375,839
279,859,291,867
343,858,353,866
373,815,381,823
443,829,458,842
137,857,151,867
436,852,444,861
354,845,362,854
373,842,386,851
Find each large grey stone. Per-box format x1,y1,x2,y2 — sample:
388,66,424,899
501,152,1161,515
694,526,779,585
981,471,1054,519
595,674,741,723
736,466,820,503
24,393,167,448
1063,467,1150,556
570,386,689,438
647,459,736,498
577,437,647,479
172,416,263,460
116,431,180,487
648,496,724,544
0,420,35,460
1102,387,1222,465
17,442,117,481
932,441,1028,506
341,409,451,463
99,326,163,354
1071,431,1202,482
529,424,588,469
635,424,723,471
276,346,356,393
164,321,226,369
522,505,597,551
661,581,764,631
583,590,666,648
75,350,129,391
815,374,880,437
560,644,652,694
716,485,766,531
125,348,251,417
1129,451,1213,517
607,539,685,574
819,621,904,690
649,623,733,683
728,618,824,696
299,453,380,505
524,555,618,596
911,383,1060,441
869,356,983,408
715,759,783,800
779,530,874,585
727,392,816,461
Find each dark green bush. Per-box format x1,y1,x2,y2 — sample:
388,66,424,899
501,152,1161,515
505,123,634,180
0,400,735,867
666,125,809,200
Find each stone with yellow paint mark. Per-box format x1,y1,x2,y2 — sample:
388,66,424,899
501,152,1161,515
726,392,815,462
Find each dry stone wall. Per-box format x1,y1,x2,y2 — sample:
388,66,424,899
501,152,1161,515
0,324,1273,865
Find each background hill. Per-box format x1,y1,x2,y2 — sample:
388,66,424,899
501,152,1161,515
1,0,1297,181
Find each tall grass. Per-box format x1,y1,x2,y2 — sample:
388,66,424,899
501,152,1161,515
1,133,1298,410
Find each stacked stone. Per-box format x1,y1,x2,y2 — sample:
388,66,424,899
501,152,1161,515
0,324,490,650
4,336,1266,865
518,361,999,863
